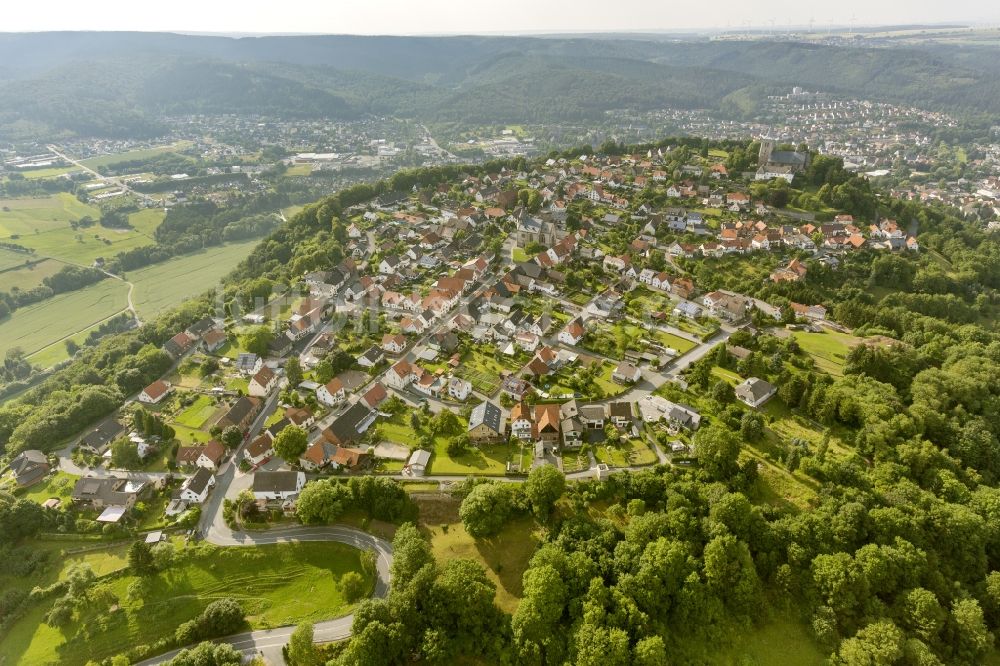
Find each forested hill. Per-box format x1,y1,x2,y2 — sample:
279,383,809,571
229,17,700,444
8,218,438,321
0,32,999,139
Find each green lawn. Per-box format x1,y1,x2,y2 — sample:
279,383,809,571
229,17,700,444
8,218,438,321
791,329,861,376
0,540,373,666
13,470,78,507
127,239,261,319
18,166,82,180
378,415,510,476
284,164,312,177
455,346,520,394
0,247,31,270
78,141,193,170
594,438,657,467
512,247,528,262
128,208,166,235
0,279,129,358
172,395,220,429
0,258,67,291
8,224,157,265
0,193,99,237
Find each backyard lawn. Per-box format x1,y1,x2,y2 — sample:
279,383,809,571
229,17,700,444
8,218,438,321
378,416,510,476
172,394,220,429
594,438,657,467
12,470,79,507
0,540,373,666
455,346,520,394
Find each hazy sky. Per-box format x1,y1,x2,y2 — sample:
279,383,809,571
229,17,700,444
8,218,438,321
3,0,999,34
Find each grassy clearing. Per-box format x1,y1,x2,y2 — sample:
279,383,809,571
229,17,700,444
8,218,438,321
284,164,312,177
78,141,193,170
0,279,129,358
128,208,166,235
792,329,861,376
127,239,260,318
0,193,99,237
0,540,371,666
424,513,539,613
706,614,826,665
0,258,67,291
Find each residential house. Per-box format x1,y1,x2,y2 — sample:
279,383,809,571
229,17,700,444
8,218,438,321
201,329,228,353
501,376,533,401
533,403,561,443
468,400,506,444
382,333,407,355
361,383,389,410
177,468,215,504
448,377,473,401
248,366,279,397
217,396,262,432
163,332,195,359
612,361,642,384
385,360,419,390
252,471,305,501
608,401,634,428
510,402,533,440
580,404,607,430
236,353,263,376
770,258,808,283
71,477,144,510
316,378,346,407
243,434,274,467
285,406,316,430
79,419,125,456
138,380,172,405
358,346,385,368
176,439,226,471
322,402,377,447
558,318,586,346
10,450,50,487
735,377,777,408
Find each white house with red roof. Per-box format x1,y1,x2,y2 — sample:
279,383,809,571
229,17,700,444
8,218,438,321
248,366,279,398
316,378,346,407
139,380,173,404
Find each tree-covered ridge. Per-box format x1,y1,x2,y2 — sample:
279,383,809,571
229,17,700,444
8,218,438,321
2,33,1000,139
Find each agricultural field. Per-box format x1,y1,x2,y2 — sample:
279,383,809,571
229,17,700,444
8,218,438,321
0,258,67,291
0,540,372,666
18,166,82,180
0,279,129,358
127,239,260,318
0,247,32,270
0,192,99,236
27,318,115,369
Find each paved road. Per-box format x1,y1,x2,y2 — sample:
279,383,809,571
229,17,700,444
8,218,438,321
136,525,393,666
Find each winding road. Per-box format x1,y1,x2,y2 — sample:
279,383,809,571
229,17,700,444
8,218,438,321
136,524,393,665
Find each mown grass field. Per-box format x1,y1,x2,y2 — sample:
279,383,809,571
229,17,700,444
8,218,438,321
18,166,82,180
26,315,121,369
0,258,67,291
0,540,372,666
791,329,861,376
0,193,99,236
127,239,260,319
0,279,129,358
0,247,32,270
78,141,193,170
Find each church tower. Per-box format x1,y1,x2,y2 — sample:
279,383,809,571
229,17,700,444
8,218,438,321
758,137,775,167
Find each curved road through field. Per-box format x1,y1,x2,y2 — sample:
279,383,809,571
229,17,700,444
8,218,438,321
136,524,393,665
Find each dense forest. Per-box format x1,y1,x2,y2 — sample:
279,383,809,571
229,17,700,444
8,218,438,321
1,33,1000,139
